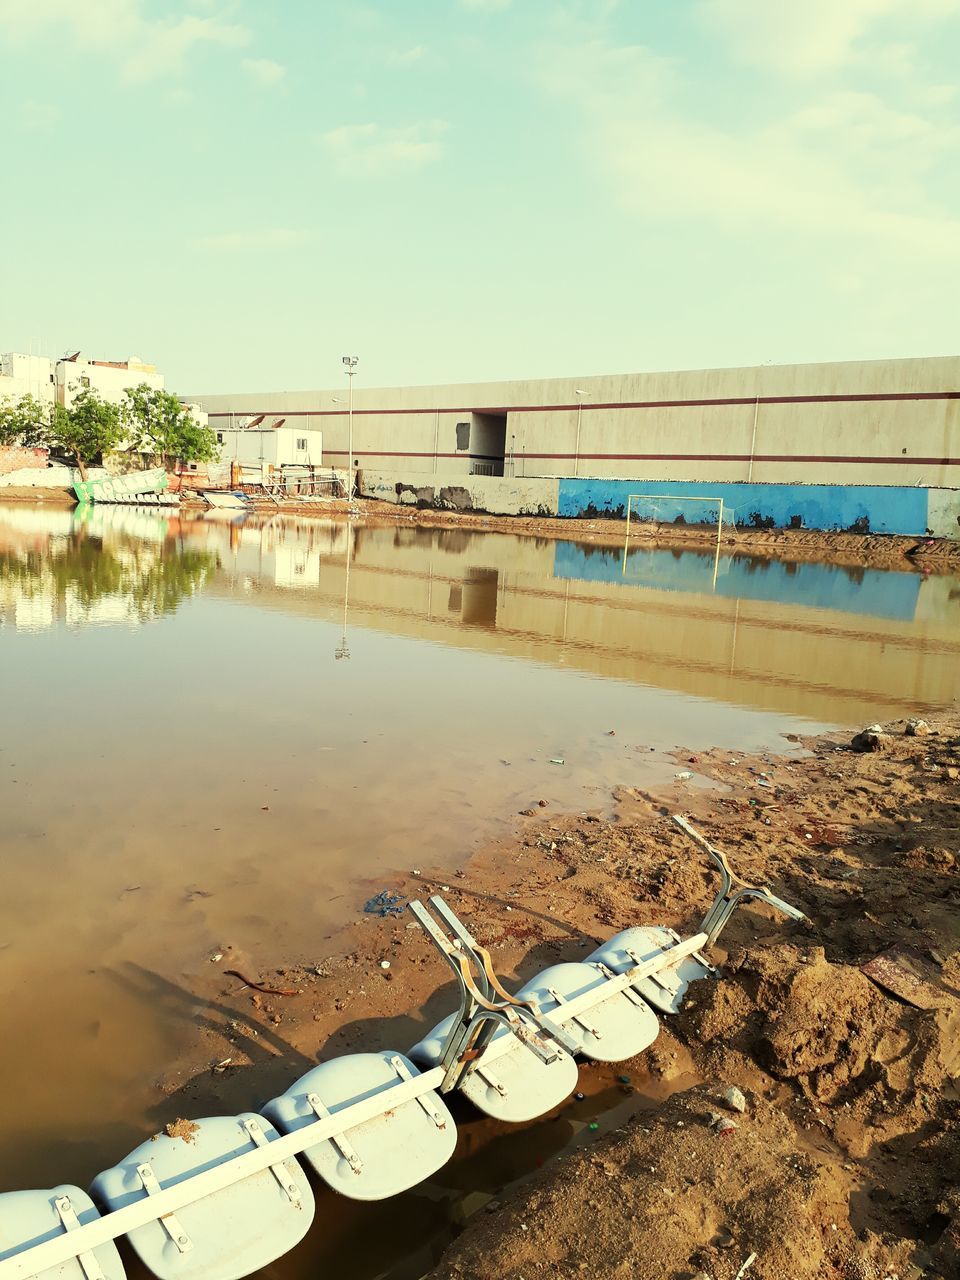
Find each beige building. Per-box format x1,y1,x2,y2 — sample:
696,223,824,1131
190,354,959,489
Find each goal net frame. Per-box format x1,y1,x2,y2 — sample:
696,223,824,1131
622,493,733,586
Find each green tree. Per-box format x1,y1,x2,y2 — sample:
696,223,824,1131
49,389,126,481
124,383,219,469
0,394,53,448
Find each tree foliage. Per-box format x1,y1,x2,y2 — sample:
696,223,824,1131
1,382,218,478
123,384,219,467
49,390,126,481
0,394,53,448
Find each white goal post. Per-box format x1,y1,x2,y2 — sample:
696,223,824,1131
624,493,734,540
623,494,735,587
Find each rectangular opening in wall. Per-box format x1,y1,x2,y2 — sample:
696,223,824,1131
456,421,471,451
469,412,506,476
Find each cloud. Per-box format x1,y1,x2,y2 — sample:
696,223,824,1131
539,31,960,261
241,57,286,86
194,228,307,252
0,0,251,80
318,120,448,178
386,45,425,65
699,0,960,76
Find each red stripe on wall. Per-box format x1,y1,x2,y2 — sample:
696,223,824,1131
206,389,959,419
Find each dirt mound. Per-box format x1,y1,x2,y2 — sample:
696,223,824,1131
680,943,960,1158
428,1085,903,1280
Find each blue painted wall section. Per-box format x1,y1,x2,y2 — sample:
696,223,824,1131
552,542,921,622
556,479,931,536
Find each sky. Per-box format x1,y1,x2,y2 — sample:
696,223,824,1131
1,0,959,394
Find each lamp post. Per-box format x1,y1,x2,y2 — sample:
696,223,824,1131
342,356,358,496
573,388,587,477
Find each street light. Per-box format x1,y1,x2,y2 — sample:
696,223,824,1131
342,356,358,497
573,388,588,478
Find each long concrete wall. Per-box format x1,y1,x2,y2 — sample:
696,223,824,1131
190,354,959,489
358,468,959,539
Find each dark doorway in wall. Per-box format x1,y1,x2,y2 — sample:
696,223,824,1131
468,412,507,476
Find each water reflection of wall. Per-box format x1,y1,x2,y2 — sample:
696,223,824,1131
210,522,959,724
554,542,923,622
5,505,959,724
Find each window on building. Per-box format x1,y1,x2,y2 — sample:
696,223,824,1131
79,375,90,388
216,432,223,444
455,421,470,451
296,437,308,451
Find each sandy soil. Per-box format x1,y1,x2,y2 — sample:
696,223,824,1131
149,714,959,1280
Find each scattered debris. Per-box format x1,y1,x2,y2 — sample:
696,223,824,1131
851,724,889,752
379,960,391,971
211,1058,232,1074
721,1086,747,1114
861,946,942,1009
734,1253,758,1280
549,757,565,766
163,1118,200,1143
363,889,406,918
223,969,300,997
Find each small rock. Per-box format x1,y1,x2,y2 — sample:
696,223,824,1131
905,718,930,736
851,725,888,752
946,766,958,781
538,799,548,807
715,1117,738,1136
379,960,391,970
721,1085,747,1113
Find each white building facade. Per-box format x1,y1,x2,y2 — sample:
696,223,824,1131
0,351,166,411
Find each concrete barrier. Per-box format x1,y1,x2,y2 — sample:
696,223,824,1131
360,469,559,516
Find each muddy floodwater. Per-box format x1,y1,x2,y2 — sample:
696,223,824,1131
1,501,959,1275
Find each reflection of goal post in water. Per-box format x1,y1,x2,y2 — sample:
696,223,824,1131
622,494,735,586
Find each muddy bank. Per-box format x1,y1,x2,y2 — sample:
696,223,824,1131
0,484,76,503
147,714,958,1279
